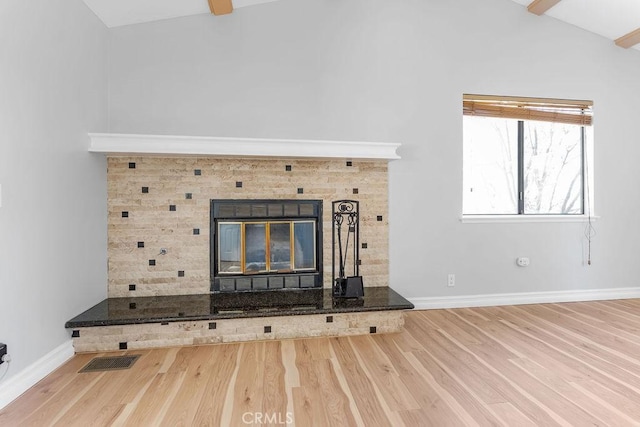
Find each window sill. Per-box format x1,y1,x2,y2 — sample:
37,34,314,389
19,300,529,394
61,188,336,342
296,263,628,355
460,214,599,224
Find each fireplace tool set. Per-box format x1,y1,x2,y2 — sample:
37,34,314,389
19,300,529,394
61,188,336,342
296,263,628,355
332,200,364,298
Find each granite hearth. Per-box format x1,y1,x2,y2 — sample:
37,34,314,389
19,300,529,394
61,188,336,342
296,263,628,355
66,287,413,352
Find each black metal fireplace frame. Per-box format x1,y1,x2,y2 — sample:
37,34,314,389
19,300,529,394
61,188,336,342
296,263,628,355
210,199,323,292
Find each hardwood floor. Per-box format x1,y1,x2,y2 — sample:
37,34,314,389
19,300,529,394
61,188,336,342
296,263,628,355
3,299,640,426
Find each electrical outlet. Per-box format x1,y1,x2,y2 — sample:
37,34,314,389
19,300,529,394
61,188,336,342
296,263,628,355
0,343,6,365
447,274,455,287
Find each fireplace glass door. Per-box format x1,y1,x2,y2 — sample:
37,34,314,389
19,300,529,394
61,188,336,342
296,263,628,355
211,199,322,292
218,220,316,275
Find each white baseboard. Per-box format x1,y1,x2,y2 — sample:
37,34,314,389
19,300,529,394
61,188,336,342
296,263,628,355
0,340,74,410
409,287,640,310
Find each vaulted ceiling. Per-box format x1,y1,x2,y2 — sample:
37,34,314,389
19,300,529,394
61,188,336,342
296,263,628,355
80,0,278,27
510,0,640,51
81,0,640,52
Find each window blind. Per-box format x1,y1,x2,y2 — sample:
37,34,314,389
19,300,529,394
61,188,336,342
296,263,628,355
463,94,593,126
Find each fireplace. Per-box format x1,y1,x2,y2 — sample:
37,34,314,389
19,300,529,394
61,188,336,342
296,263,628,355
211,199,323,292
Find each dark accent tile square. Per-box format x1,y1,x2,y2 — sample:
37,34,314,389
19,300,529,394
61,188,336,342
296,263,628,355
194,169,201,176
161,322,169,326
377,215,383,221
297,188,304,194
326,316,333,323
128,162,136,169
122,211,129,218
72,330,80,338
169,205,176,211
129,284,136,291
235,181,243,188
362,243,368,249
185,193,192,199
129,303,137,309
119,342,128,350
370,326,377,334
346,161,353,167
142,187,149,194
264,326,272,333
285,165,292,171
353,188,359,194
178,312,185,317
209,322,217,330
137,242,144,248
178,270,185,277
193,228,200,235
149,259,156,266
357,260,362,266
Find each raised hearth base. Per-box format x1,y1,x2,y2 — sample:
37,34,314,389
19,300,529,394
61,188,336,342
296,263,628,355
71,311,405,352
66,287,413,352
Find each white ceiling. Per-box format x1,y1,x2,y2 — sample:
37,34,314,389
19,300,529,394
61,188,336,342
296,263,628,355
82,0,640,53
510,0,640,51
81,0,279,28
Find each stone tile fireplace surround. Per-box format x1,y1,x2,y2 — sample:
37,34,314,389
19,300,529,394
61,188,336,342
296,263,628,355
66,134,412,351
108,155,390,296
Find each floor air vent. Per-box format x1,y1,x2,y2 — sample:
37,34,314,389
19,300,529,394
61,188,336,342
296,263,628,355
79,355,140,373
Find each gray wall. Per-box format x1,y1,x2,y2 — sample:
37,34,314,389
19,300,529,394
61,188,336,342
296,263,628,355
0,0,108,381
108,0,640,299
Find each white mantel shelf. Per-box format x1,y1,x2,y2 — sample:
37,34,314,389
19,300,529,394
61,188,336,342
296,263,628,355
88,133,401,161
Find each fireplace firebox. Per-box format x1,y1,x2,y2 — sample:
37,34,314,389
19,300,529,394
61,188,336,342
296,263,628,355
211,200,323,292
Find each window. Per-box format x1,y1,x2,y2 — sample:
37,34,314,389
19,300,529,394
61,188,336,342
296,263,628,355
463,94,593,216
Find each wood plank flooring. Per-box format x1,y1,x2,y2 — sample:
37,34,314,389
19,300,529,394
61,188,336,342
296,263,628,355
3,299,640,426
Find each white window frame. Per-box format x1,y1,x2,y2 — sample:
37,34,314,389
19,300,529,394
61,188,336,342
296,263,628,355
461,94,596,223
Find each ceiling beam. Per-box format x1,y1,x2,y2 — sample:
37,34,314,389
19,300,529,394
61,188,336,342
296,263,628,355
527,0,562,16
615,28,640,49
208,0,233,16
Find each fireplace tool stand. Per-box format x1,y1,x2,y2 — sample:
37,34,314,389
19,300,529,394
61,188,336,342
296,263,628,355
332,200,364,298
